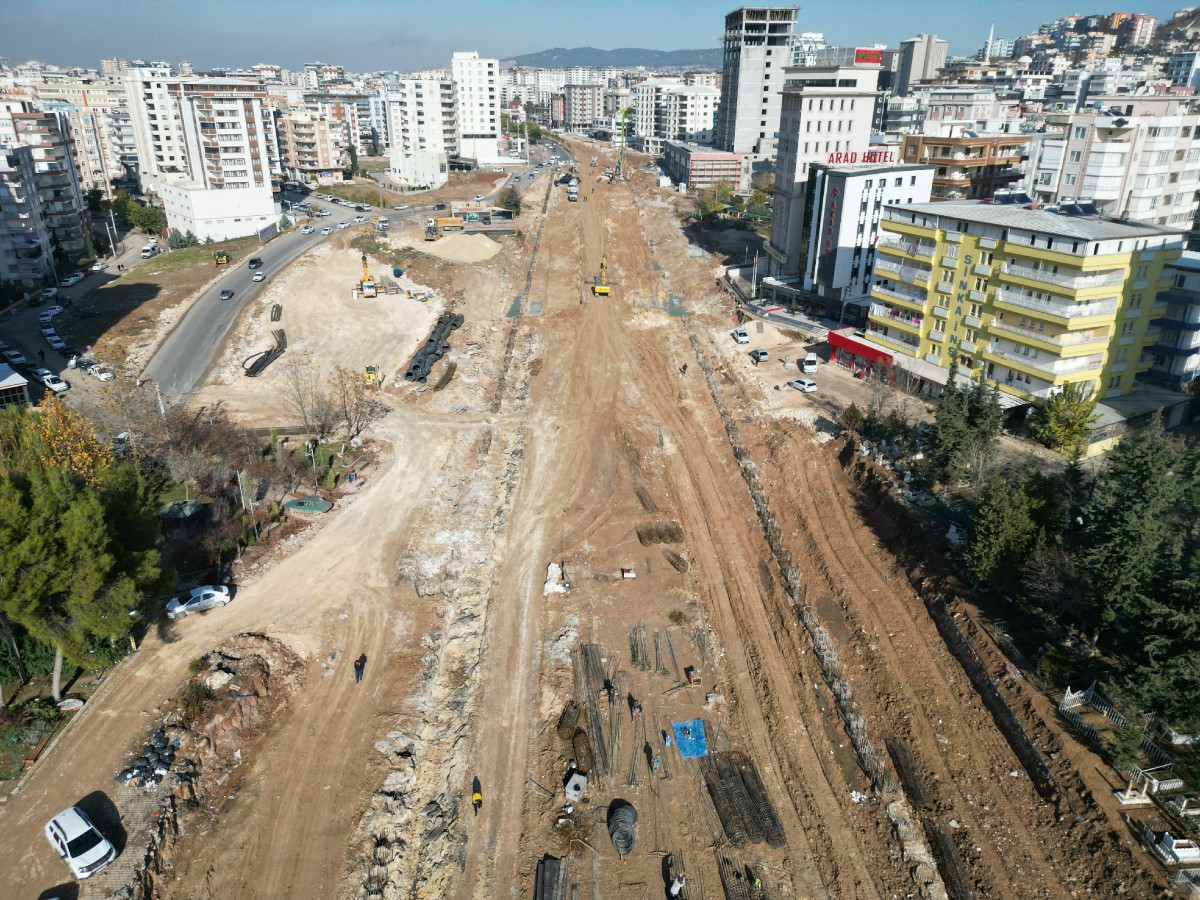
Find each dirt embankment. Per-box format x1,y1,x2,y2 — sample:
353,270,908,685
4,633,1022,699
116,634,304,900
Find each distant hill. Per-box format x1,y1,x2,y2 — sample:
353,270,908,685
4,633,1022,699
506,46,721,70
1157,9,1200,41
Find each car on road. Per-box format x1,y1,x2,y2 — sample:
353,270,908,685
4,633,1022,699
247,257,263,269
48,336,66,352
40,325,58,337
433,203,447,211
41,287,58,301
218,289,234,301
320,225,334,235
787,378,817,393
352,215,366,223
731,328,749,344
89,261,108,272
166,584,232,619
38,310,59,324
300,224,315,234
474,194,485,202
2,348,27,366
749,349,769,362
252,271,266,282
62,272,84,287
45,806,116,880
42,372,69,393
315,209,331,217
393,204,409,210
337,220,351,229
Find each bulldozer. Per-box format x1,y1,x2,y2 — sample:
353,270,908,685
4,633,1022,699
359,253,378,299
364,365,381,388
592,256,611,296
213,248,231,265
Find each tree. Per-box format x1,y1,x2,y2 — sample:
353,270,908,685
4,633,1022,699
500,187,522,217
85,188,104,213
968,476,1038,588
347,143,359,175
751,172,775,195
330,366,389,441
1028,381,1100,454
280,355,326,438
694,181,736,219
929,358,970,483
167,228,190,250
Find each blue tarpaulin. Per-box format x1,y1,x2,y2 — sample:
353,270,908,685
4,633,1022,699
671,719,708,758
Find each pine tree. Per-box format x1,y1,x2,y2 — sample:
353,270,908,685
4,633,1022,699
930,358,970,483
968,476,1038,587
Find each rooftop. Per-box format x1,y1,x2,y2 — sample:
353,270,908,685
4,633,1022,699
887,200,1186,241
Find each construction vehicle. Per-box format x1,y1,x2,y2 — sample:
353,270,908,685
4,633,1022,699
359,253,378,299
590,155,598,167
424,224,439,241
436,216,464,232
364,365,381,388
373,216,389,232
610,107,632,184
592,256,611,296
213,248,231,265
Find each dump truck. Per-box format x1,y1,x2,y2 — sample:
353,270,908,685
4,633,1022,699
373,216,389,232
436,216,465,232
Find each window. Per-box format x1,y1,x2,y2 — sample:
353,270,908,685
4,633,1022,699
1135,265,1149,279
1074,126,1087,139
1130,293,1143,307
1069,150,1082,162
1108,375,1121,389
1121,321,1135,335
1116,349,1128,363
910,175,917,185
1065,174,1077,186
1177,274,1188,288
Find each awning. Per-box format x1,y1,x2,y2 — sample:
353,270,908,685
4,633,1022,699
828,329,894,366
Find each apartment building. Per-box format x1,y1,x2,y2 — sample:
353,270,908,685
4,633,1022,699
716,6,798,177
896,33,948,95
33,78,131,193
564,83,603,133
126,71,279,241
385,77,457,189
661,141,742,191
0,100,89,260
631,79,719,156
865,200,1184,421
1023,97,1200,232
1143,251,1200,388
900,133,1030,201
451,51,501,165
0,145,55,286
277,110,348,184
765,62,882,276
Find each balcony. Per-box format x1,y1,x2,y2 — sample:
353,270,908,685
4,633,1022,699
989,320,1110,349
994,288,1118,322
878,232,936,259
984,345,1105,377
866,329,920,354
1001,260,1125,290
872,283,927,310
869,302,923,331
872,256,931,284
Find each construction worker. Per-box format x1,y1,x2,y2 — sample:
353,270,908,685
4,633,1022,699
472,788,483,816
669,873,686,897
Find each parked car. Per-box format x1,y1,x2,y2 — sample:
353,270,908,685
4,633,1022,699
60,345,81,359
2,348,27,366
38,311,58,325
42,373,69,393
90,364,115,382
300,225,315,234
44,806,116,880
433,203,447,211
320,226,334,235
48,336,66,351
474,194,485,202
393,204,409,210
731,328,749,344
166,584,232,619
315,209,331,217
218,289,234,301
252,272,266,282
89,261,108,272
62,272,84,287
41,287,58,301
750,349,769,362
787,378,817,393
40,325,58,337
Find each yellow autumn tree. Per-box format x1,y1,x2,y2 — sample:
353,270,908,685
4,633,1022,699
35,396,109,487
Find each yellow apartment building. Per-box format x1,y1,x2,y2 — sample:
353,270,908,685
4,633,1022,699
866,200,1186,419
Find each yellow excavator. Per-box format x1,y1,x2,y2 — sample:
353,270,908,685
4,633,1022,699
592,256,611,296
359,253,377,299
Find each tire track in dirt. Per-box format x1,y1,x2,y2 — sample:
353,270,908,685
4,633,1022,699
788,446,1065,898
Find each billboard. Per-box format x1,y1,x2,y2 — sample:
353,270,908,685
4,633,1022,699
854,48,883,66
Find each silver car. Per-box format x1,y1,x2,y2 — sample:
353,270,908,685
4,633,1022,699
166,584,232,619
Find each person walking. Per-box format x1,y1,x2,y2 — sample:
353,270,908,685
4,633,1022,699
669,873,687,897
353,654,367,683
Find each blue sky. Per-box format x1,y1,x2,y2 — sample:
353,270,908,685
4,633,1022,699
1,0,1185,71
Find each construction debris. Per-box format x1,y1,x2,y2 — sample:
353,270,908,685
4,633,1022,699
702,751,786,849
534,855,569,900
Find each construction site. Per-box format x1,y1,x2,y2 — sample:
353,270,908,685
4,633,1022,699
0,140,1179,900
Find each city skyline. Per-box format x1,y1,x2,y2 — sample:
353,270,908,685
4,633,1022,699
1,0,1185,73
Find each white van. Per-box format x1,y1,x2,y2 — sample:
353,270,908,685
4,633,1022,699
801,352,818,374
141,246,156,259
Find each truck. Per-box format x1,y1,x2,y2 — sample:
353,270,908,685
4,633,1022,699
567,184,579,202
373,216,390,232
436,217,465,232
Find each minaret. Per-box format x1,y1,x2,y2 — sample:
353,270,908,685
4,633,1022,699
986,24,994,60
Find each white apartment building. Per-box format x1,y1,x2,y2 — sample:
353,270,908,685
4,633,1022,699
126,71,279,241
386,78,457,189
717,6,798,178
33,78,131,193
766,63,883,276
632,79,719,156
564,84,603,133
0,145,55,286
918,87,1022,137
761,161,934,321
451,51,501,165
1024,96,1200,231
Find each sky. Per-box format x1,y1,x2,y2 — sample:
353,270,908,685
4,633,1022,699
1,0,1187,72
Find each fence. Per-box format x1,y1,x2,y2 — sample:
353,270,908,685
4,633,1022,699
1060,682,1177,773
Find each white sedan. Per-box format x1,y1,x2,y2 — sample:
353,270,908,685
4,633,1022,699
166,584,232,619
320,226,334,235
252,271,266,282
43,373,69,393
787,378,817,393
89,261,109,273
337,221,351,230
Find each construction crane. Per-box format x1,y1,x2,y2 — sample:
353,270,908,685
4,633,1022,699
592,256,611,296
611,107,633,183
359,253,378,299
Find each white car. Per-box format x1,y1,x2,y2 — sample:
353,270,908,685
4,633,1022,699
731,328,749,344
393,204,409,210
352,215,367,223
62,273,84,287
41,287,59,301
474,194,485,202
89,261,108,273
2,348,27,366
90,364,115,382
38,311,58,325
43,373,69,393
749,349,769,362
45,806,116,880
48,336,67,351
253,271,266,282
320,226,334,235
40,325,58,337
337,220,351,229
166,584,232,619
300,225,315,234
315,209,331,217
787,378,817,393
